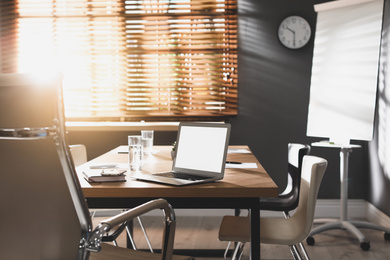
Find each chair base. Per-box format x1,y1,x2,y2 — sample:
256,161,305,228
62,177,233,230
224,242,311,260
307,219,390,251
290,242,310,260
307,147,390,251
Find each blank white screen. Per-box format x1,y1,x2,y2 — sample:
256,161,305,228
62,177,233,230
175,126,228,173
306,0,383,144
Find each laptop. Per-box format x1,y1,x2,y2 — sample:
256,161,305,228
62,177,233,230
135,122,231,186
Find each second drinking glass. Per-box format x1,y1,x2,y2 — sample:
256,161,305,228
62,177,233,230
141,130,154,155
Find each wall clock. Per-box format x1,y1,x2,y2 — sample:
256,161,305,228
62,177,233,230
278,16,311,49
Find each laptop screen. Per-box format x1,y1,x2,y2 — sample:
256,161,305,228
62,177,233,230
173,123,230,174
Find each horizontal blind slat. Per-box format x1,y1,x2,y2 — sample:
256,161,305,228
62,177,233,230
0,0,238,119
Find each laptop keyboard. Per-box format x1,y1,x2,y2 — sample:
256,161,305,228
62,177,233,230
154,171,211,181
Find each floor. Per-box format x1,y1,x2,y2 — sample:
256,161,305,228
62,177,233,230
95,216,390,260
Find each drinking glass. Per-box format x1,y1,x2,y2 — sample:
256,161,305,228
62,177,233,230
128,135,143,171
141,130,154,155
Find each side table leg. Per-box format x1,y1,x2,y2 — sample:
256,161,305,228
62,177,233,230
340,148,352,221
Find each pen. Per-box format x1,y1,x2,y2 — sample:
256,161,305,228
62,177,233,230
226,161,242,164
82,172,90,179
90,164,117,169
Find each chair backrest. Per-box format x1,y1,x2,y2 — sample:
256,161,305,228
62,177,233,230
70,144,88,166
289,155,327,244
280,143,311,211
0,73,92,260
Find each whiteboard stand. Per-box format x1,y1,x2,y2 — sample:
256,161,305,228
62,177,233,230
306,142,390,251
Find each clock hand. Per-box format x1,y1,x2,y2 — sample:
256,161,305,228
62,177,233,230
293,32,296,46
286,27,296,46
286,27,295,34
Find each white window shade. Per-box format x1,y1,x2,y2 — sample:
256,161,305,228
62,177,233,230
306,0,384,145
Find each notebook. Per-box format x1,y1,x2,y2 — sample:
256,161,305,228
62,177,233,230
135,122,231,186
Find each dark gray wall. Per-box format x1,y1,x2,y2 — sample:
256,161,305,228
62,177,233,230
68,0,389,216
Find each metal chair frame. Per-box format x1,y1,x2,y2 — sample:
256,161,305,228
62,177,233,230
0,73,187,260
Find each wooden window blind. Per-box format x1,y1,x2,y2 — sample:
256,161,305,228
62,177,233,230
0,0,238,121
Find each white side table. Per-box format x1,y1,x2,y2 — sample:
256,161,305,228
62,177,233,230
306,142,390,250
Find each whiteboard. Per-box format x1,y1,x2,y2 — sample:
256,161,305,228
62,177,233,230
306,0,384,145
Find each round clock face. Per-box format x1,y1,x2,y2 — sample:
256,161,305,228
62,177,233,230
278,16,311,49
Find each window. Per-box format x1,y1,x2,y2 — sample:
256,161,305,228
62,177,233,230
0,0,238,121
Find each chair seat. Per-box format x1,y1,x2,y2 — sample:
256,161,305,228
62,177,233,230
90,243,192,260
219,215,307,245
219,216,250,243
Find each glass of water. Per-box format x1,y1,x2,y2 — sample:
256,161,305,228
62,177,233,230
128,135,143,171
141,130,154,155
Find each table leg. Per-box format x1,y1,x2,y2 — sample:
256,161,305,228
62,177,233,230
250,202,260,260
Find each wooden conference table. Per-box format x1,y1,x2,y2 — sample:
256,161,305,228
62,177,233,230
77,145,278,260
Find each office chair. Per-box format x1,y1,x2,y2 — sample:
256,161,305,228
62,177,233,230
260,143,311,215
218,155,328,260
222,143,310,259
0,73,192,260
69,143,155,251
70,144,88,167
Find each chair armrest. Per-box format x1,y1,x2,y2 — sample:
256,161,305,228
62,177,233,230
100,222,127,243
86,199,176,260
102,198,175,228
